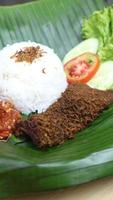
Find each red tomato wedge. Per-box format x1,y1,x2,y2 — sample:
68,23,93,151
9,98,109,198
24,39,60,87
64,52,100,84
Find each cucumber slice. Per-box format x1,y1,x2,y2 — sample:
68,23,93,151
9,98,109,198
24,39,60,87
63,38,99,64
88,61,113,90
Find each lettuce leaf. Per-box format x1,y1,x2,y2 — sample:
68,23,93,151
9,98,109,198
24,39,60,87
82,6,113,61
98,36,113,61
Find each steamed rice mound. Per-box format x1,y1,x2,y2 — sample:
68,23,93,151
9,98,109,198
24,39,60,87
0,41,67,114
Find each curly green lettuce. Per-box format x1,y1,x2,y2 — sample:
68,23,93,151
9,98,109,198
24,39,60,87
82,6,113,61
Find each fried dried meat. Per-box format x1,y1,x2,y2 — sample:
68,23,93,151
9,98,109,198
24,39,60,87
15,84,113,148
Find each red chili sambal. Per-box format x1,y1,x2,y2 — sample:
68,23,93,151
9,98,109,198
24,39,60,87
0,101,21,140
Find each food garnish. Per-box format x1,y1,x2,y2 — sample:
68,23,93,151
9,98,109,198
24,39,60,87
63,6,113,89
63,38,99,65
14,83,113,148
82,6,113,62
88,61,113,90
0,101,21,140
64,52,100,84
11,46,45,63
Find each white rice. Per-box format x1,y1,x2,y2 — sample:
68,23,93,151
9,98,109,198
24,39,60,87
0,41,67,114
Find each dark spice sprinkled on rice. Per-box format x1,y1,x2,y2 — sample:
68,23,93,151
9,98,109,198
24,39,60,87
10,46,45,63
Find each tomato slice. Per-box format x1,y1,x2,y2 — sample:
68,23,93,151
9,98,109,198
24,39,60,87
64,52,100,84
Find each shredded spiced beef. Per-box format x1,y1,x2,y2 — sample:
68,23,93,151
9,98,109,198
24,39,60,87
11,46,45,63
14,83,113,148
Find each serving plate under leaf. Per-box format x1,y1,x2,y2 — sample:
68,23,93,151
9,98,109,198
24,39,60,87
0,0,113,199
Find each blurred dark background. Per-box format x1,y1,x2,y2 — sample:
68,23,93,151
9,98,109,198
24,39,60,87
0,0,34,5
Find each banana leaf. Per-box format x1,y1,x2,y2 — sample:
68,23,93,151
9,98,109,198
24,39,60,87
0,0,113,199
